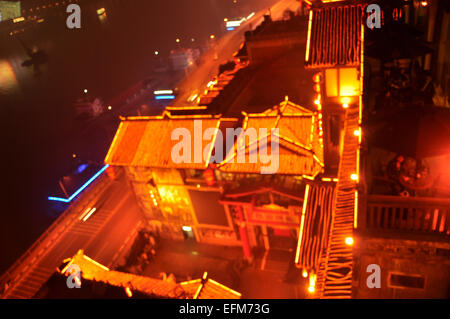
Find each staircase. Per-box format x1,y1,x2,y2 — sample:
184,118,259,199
319,104,360,298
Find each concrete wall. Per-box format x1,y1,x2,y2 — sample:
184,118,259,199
353,235,450,298
247,34,303,64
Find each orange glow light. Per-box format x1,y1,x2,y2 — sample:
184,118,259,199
345,237,354,246
305,10,313,62
0,60,19,92
354,190,358,229
125,286,133,298
308,273,316,293
295,184,310,265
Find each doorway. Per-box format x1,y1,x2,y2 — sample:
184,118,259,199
182,226,195,241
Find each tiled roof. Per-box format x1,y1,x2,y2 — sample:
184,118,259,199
60,250,185,298
105,98,323,176
105,112,237,169
180,272,241,299
305,3,364,68
234,42,248,60
218,98,324,176
245,15,305,40
61,251,240,299
295,182,335,273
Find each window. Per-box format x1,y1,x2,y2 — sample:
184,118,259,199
339,68,360,96
325,69,338,97
388,272,425,289
325,67,360,97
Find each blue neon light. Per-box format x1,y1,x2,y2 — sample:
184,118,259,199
77,163,88,174
155,95,175,100
226,27,235,31
48,164,110,203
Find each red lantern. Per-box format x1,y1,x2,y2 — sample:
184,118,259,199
203,168,216,186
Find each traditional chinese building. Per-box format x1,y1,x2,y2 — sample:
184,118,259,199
104,0,449,299
105,97,324,261
46,250,241,299
298,0,450,299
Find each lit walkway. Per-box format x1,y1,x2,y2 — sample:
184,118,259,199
318,104,360,298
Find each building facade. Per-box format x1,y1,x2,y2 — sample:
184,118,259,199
105,98,324,260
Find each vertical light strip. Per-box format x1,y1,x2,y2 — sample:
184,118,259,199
354,190,358,229
295,184,310,264
359,23,364,124
354,23,365,229
305,10,313,62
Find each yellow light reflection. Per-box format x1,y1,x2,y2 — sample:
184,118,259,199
0,60,19,94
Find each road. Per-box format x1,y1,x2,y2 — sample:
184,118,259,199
172,0,300,106
1,171,145,299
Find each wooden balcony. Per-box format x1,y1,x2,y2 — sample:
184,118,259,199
358,195,450,240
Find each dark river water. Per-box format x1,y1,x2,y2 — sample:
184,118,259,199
0,0,276,272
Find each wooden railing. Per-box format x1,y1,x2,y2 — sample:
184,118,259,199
360,195,450,236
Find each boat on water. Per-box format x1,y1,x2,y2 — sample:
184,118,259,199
106,77,157,111
73,96,105,118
